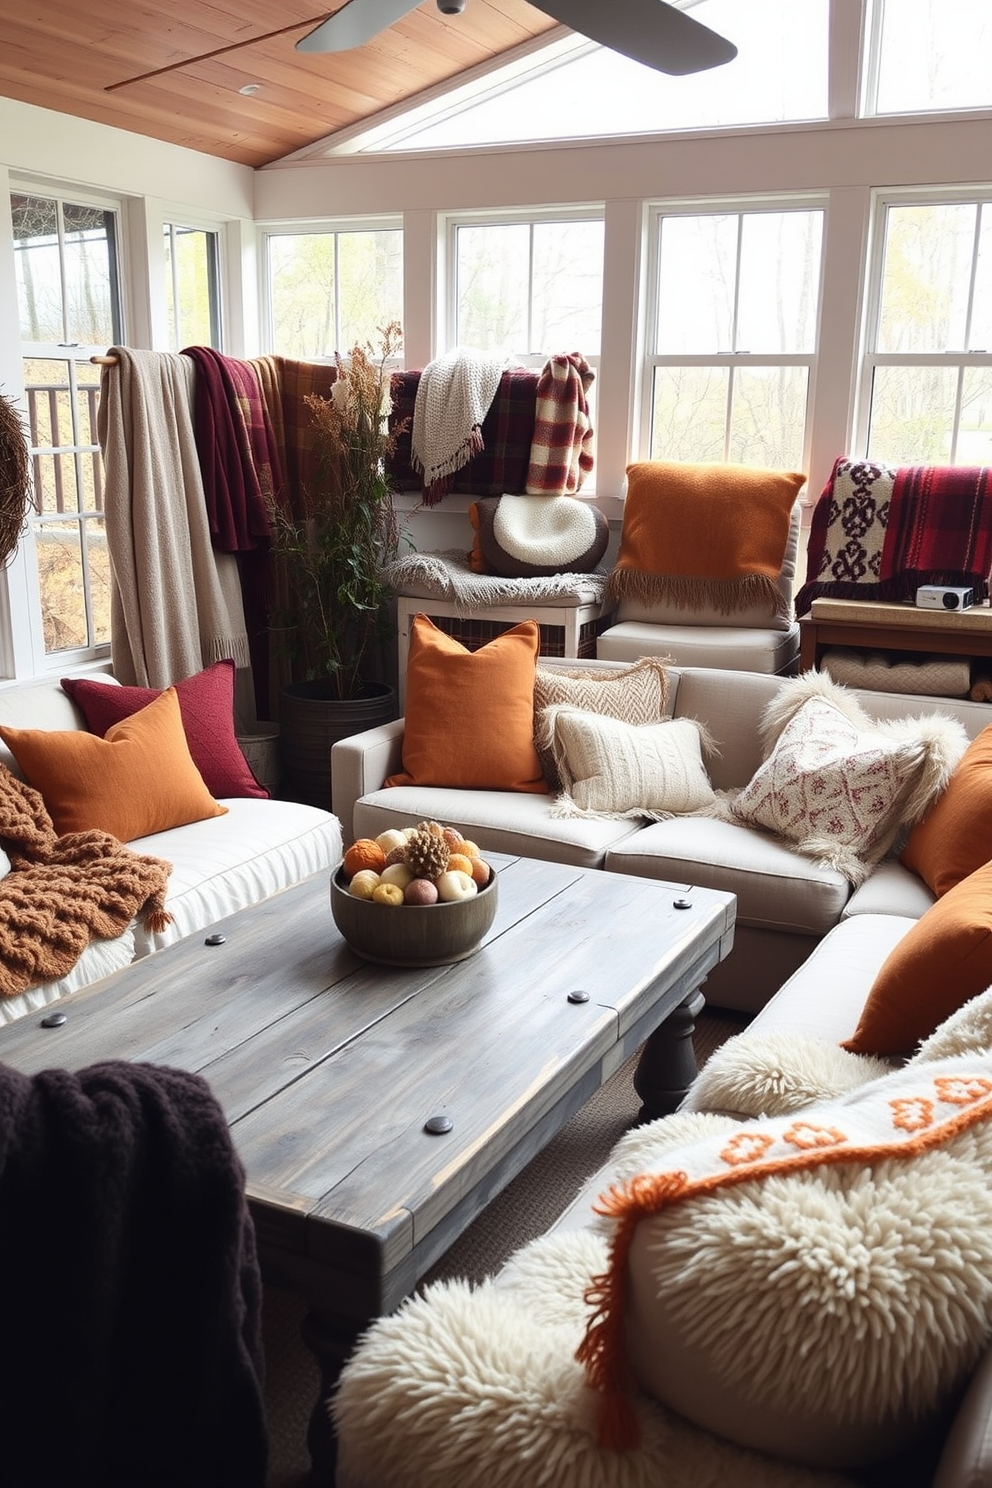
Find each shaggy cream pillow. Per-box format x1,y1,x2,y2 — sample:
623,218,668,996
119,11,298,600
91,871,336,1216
729,672,967,884
538,707,716,820
582,1052,992,1471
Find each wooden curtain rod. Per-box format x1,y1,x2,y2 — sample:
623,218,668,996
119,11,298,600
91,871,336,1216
91,355,118,365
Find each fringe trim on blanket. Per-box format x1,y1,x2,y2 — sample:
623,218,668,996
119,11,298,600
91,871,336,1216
203,634,253,670
380,548,608,612
410,428,485,507
604,569,785,622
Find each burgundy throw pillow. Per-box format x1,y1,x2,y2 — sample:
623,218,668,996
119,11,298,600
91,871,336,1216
61,660,269,799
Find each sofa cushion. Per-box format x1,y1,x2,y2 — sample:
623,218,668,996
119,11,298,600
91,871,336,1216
386,614,548,794
729,672,966,885
127,797,343,956
605,815,851,937
354,786,643,873
61,660,268,800
532,656,670,788
0,688,227,841
540,709,716,820
843,861,992,1056
901,722,992,897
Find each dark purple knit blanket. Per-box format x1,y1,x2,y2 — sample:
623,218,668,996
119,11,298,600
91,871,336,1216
0,1059,267,1488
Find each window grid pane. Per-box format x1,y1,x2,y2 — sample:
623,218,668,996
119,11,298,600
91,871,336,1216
267,229,402,357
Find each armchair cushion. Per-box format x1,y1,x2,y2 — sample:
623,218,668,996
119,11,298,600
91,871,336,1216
604,461,805,623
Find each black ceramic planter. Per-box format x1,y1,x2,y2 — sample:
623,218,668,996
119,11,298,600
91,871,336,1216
279,680,398,812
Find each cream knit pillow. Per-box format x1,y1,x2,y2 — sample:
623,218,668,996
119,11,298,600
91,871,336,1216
538,707,716,820
532,657,670,787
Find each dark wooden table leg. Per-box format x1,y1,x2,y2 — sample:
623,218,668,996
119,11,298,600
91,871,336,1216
299,1308,368,1486
633,987,706,1123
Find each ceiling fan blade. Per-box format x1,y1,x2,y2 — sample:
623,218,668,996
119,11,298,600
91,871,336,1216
531,0,736,75
296,0,423,52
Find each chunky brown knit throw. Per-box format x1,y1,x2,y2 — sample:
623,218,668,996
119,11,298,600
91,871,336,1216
0,763,172,998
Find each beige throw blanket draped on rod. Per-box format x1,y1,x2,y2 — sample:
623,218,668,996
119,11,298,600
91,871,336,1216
98,348,253,717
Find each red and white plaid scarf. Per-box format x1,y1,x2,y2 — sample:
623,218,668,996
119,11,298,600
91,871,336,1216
525,353,595,495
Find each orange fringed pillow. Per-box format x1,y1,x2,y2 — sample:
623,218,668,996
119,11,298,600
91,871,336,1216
842,861,992,1056
606,461,805,619
0,686,227,840
901,723,992,896
387,614,549,793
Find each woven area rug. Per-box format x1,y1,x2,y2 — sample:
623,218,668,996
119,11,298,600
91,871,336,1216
260,1007,748,1487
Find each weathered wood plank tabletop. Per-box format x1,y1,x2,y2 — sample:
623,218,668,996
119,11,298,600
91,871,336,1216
0,852,735,1481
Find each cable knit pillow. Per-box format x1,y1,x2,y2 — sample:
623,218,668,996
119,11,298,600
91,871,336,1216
539,707,715,820
729,672,967,884
532,658,671,788
61,660,268,799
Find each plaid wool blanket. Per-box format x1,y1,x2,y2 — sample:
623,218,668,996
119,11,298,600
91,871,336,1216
796,457,992,615
251,355,341,518
525,352,596,494
182,348,279,552
388,369,540,502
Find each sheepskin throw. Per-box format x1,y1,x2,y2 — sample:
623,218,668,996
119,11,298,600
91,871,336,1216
795,457,992,616
605,462,805,619
579,1050,992,1468
0,762,172,997
410,349,507,504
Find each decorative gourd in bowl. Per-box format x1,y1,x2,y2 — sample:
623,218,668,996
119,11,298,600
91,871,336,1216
330,821,498,966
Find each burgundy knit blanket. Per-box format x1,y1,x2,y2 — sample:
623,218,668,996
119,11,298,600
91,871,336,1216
795,456,992,615
183,347,279,552
525,352,596,494
387,369,539,502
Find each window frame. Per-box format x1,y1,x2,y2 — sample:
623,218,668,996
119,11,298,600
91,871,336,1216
258,216,404,359
640,195,827,473
10,177,127,674
856,186,992,463
162,219,223,351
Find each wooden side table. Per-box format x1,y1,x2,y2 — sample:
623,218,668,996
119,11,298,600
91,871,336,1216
798,598,992,674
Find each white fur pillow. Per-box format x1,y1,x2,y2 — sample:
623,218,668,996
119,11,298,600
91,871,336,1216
538,707,716,820
729,672,967,884
596,1055,992,1471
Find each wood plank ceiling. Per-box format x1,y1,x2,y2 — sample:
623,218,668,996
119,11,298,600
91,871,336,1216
0,0,559,168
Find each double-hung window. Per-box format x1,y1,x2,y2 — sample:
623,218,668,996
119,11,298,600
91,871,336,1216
11,186,123,661
262,223,403,357
447,211,604,470
163,222,222,350
644,203,824,471
860,194,992,465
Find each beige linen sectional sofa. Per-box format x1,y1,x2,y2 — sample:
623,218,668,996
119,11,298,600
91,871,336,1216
332,654,991,1020
0,671,343,1024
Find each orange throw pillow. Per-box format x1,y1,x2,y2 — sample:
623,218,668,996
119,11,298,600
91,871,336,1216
842,861,992,1056
387,614,549,793
0,686,227,840
901,723,992,896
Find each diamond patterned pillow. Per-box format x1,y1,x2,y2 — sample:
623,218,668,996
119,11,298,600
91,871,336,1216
730,675,967,884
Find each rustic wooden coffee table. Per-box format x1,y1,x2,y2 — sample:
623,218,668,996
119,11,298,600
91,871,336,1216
0,853,734,1482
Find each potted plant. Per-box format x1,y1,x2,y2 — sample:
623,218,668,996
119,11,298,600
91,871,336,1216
268,322,407,808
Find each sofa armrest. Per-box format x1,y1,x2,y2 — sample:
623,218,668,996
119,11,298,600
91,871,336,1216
331,719,406,846
933,1343,992,1488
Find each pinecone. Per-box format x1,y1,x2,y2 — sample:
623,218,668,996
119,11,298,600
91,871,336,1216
405,820,450,881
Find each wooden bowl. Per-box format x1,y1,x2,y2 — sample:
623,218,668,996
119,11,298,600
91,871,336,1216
329,865,498,966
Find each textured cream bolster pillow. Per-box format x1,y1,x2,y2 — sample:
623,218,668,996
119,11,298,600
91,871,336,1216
539,706,716,820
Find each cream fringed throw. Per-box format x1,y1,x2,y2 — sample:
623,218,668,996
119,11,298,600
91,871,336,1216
410,349,507,502
98,347,251,689
0,764,172,998
605,461,806,619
